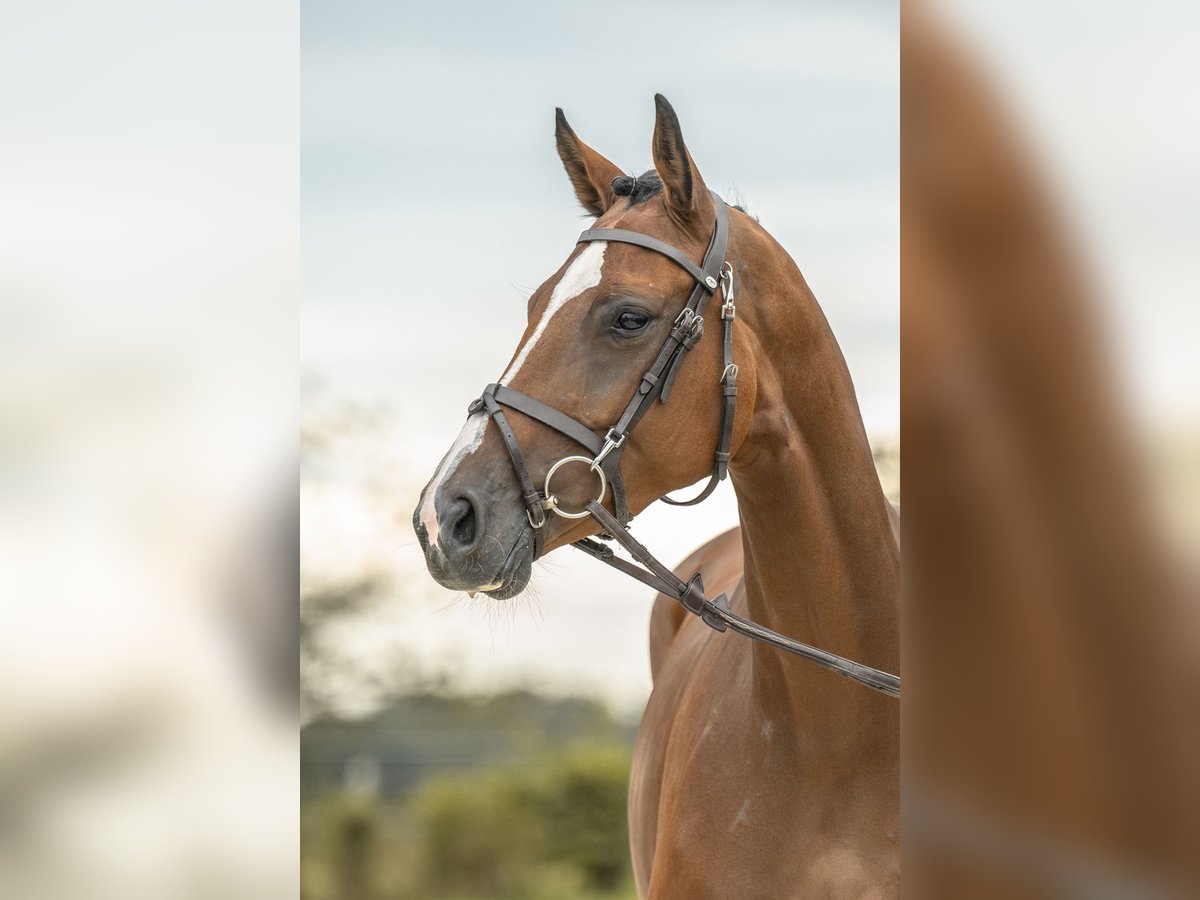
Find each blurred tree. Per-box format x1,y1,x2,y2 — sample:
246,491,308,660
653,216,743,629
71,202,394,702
539,746,631,891
302,693,639,898
334,799,374,900
301,690,633,800
414,768,543,896
410,744,632,897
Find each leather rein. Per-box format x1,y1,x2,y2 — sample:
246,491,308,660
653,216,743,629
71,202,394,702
468,192,900,699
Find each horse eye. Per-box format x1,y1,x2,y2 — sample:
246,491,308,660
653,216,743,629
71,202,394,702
614,311,650,332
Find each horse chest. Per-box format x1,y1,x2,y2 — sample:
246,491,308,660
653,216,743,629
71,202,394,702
630,633,898,898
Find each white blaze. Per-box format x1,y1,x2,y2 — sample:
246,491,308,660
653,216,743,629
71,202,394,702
419,412,486,549
500,241,606,385
421,241,606,550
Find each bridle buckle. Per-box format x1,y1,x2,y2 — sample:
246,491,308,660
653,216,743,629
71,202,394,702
527,503,547,530
591,427,626,471
720,261,736,319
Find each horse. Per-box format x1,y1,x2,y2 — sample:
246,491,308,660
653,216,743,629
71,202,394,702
414,95,899,898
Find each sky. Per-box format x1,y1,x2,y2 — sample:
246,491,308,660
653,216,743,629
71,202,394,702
300,0,900,433
299,1,899,714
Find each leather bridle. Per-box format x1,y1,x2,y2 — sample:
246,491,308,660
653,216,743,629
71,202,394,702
467,191,900,698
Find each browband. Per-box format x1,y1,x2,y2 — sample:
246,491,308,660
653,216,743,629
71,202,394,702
577,227,717,289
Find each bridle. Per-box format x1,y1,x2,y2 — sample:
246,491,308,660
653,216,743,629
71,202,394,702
470,191,735,537
467,191,900,698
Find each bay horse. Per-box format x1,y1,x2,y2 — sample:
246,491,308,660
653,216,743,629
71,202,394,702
414,95,899,898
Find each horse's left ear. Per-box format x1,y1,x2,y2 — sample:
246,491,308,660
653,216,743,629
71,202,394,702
555,108,624,217
651,94,714,226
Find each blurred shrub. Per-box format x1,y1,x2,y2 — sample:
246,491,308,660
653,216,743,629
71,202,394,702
302,793,381,900
411,744,633,898
302,691,638,899
538,746,631,892
414,768,544,896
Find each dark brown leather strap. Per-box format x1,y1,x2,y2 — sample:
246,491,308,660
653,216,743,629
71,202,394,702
472,385,631,527
582,194,730,466
490,385,603,456
662,263,737,506
579,501,901,698
577,228,716,289
473,387,547,553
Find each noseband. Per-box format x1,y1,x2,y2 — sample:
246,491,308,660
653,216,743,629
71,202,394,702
467,192,900,698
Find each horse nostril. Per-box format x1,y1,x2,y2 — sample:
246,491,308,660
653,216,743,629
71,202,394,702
449,496,478,550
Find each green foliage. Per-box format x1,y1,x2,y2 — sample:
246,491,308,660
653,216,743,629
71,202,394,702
538,746,632,892
414,768,543,896
301,691,640,899
301,793,385,900
411,744,633,898
302,744,636,899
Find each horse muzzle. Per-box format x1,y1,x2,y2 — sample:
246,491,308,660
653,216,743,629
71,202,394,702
413,472,535,600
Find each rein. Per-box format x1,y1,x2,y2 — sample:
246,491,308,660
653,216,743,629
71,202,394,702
469,192,900,699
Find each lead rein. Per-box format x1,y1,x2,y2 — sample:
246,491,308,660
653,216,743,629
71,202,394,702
575,501,901,699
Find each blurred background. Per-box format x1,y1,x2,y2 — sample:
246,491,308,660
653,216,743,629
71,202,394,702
903,1,1200,895
299,2,897,897
1,2,297,898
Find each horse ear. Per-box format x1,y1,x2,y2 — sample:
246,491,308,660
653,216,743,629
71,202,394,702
651,94,713,225
555,108,623,217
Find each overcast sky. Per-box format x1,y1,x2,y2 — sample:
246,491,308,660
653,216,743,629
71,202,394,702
300,0,900,431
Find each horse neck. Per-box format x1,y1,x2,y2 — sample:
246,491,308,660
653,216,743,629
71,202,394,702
729,228,899,732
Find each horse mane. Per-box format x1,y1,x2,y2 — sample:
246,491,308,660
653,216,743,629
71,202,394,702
612,169,750,215
611,170,663,204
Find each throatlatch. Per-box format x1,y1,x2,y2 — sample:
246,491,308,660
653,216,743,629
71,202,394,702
469,190,900,699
